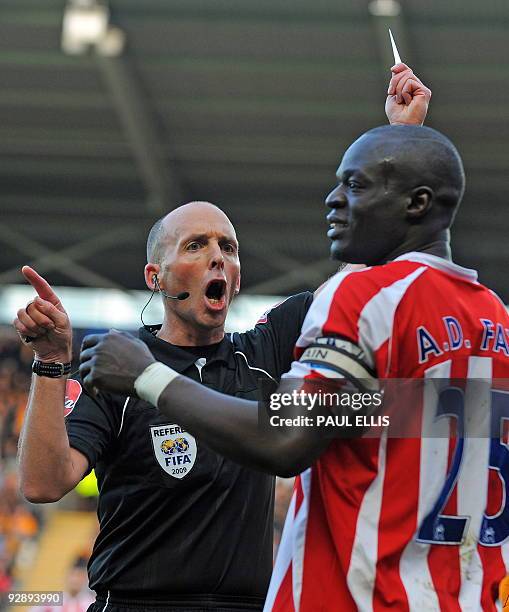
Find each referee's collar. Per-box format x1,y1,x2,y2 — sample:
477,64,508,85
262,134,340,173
138,325,236,373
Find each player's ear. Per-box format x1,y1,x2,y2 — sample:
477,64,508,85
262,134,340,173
407,186,433,219
234,272,241,296
144,263,160,290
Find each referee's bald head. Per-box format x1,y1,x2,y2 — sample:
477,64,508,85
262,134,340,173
147,202,236,264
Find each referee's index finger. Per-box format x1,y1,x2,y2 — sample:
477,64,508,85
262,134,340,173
21,266,62,307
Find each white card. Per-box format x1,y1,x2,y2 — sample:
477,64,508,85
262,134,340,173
389,28,402,64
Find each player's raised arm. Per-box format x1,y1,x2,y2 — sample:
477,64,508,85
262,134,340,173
385,62,431,126
13,267,88,503
78,329,365,477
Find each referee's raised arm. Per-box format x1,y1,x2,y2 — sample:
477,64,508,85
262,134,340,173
14,266,89,502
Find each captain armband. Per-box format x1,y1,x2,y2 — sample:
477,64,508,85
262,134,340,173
299,337,379,394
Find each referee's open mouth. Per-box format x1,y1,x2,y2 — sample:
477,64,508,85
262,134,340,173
204,278,227,311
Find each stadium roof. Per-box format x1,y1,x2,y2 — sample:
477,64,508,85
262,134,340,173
1,0,508,300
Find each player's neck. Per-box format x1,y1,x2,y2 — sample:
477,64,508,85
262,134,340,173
157,315,225,347
412,241,452,261
384,231,452,264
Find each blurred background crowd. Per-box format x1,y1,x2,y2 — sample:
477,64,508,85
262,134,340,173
0,328,106,610
0,329,39,606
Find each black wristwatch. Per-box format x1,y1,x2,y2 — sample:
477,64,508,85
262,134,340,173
32,360,72,378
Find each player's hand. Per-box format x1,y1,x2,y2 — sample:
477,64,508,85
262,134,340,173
79,330,156,396
385,63,431,126
13,266,72,363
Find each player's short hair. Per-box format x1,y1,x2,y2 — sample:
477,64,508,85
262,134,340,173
362,125,466,214
146,217,165,264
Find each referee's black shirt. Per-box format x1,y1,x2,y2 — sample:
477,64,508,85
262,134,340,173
65,292,313,609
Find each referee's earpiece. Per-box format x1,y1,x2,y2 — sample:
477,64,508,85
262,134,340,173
141,272,190,327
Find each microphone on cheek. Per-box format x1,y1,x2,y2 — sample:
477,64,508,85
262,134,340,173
173,291,190,301
153,276,190,300
141,277,190,328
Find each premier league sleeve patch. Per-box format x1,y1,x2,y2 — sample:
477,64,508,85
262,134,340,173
64,379,83,417
150,424,197,479
256,298,286,324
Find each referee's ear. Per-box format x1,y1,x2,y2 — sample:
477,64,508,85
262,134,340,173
144,263,160,290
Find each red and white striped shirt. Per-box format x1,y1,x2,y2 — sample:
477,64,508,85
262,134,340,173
266,252,509,611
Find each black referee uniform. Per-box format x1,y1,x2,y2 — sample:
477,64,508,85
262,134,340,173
65,292,313,612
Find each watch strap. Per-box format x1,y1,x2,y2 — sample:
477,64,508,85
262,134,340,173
32,360,72,378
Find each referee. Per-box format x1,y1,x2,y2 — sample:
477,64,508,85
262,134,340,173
14,64,430,611
16,202,312,611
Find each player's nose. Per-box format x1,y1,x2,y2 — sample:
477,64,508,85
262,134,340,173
325,185,347,209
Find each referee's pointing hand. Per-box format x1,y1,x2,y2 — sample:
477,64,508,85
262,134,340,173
13,266,72,363
79,330,155,396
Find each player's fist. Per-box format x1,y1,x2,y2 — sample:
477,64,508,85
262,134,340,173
79,330,155,396
385,63,431,126
12,266,72,363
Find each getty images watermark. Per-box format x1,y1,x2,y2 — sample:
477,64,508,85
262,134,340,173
258,378,509,439
267,388,388,429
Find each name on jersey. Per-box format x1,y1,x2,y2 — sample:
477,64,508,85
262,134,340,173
150,424,198,479
417,316,509,364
